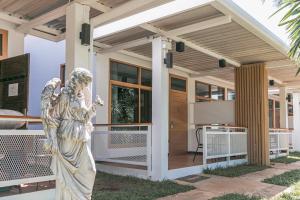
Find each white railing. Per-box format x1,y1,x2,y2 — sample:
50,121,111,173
0,129,54,188
92,124,152,176
269,128,292,158
202,126,248,165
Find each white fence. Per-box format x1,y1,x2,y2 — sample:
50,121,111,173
269,128,292,158
0,130,54,188
202,126,248,165
92,124,152,176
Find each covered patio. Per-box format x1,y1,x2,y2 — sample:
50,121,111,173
0,0,299,199
91,0,299,180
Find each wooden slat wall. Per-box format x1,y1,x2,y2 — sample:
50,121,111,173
235,63,269,166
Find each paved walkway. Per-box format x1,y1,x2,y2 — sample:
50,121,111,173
160,162,300,200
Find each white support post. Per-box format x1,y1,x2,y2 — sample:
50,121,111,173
227,128,231,165
65,2,92,77
147,125,152,177
65,2,94,148
292,93,300,151
151,37,169,181
203,126,207,166
279,87,289,128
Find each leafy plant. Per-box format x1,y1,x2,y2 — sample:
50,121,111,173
270,0,300,74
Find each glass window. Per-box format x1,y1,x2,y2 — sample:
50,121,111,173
111,85,139,123
288,104,293,116
110,61,138,84
141,69,152,87
269,99,274,128
211,85,225,100
140,90,152,123
195,82,210,98
171,77,186,92
275,101,280,128
227,89,236,100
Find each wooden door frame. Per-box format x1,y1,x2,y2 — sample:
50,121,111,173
168,74,188,155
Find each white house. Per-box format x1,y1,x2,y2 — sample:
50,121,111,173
0,0,299,199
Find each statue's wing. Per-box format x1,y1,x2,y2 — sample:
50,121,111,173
41,78,61,152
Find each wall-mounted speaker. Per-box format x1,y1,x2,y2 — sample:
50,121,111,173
219,59,226,68
176,42,185,52
164,52,173,68
286,94,292,102
80,23,90,46
269,80,275,86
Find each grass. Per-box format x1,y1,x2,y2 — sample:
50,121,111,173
271,152,300,164
92,172,195,200
276,180,300,200
263,169,300,187
204,165,268,177
210,193,262,200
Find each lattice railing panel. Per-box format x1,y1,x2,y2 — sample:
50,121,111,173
0,133,53,182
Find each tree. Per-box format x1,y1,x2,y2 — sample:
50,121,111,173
270,0,300,73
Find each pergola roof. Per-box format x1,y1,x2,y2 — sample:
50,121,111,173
94,1,299,91
0,0,298,90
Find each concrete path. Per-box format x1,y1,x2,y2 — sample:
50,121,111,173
160,162,300,200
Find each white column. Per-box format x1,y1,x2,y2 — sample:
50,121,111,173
279,87,289,128
292,93,300,151
151,37,170,180
65,2,91,76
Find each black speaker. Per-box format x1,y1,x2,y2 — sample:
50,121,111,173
176,42,185,52
80,23,90,46
269,80,275,86
286,94,292,102
164,52,173,68
219,59,226,68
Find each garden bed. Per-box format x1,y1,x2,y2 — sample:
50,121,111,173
204,165,268,177
92,172,195,200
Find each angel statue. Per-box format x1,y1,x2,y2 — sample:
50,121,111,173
41,68,104,200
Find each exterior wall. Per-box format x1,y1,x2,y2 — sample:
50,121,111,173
94,51,235,153
24,35,65,116
0,19,24,57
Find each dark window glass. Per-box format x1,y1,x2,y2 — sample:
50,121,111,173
227,89,236,100
288,104,293,116
111,85,139,123
111,61,138,84
275,101,280,128
141,69,152,86
171,77,186,92
269,99,274,128
195,82,210,98
211,85,225,100
140,90,152,123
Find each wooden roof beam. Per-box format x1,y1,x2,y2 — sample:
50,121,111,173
140,23,241,67
75,0,111,12
167,15,231,36
16,4,67,33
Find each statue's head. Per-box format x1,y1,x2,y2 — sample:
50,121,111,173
68,68,93,93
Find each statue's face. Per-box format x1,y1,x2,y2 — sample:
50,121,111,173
77,81,89,91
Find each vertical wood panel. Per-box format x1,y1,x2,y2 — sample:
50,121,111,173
235,63,269,166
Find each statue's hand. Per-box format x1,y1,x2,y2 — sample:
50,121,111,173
94,95,104,106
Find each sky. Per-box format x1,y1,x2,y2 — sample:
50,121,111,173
233,0,289,44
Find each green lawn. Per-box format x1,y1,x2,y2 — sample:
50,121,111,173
92,172,195,200
277,181,300,200
271,152,300,164
263,169,300,187
210,193,262,200
204,165,268,177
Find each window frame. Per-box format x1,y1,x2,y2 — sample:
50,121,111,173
195,81,226,102
0,29,8,60
109,59,152,125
